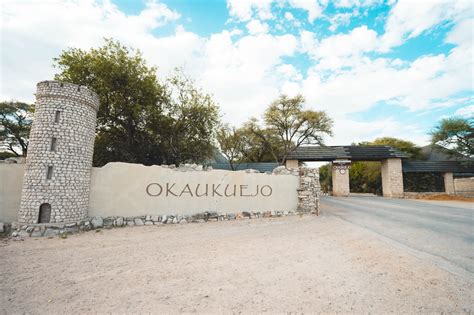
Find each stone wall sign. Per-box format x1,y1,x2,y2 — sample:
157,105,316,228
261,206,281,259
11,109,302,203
146,183,273,197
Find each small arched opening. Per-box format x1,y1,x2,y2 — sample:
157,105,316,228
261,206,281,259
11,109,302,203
38,203,51,223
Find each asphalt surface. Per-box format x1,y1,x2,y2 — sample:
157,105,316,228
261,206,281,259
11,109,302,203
320,195,474,280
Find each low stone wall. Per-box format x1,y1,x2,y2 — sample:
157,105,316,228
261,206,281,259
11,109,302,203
454,177,474,197
10,209,303,238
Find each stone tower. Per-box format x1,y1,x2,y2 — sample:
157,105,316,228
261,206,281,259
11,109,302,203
18,81,99,224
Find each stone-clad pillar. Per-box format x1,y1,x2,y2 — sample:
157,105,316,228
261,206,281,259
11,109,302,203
381,158,404,198
443,172,455,194
297,167,320,215
331,160,350,197
18,81,99,224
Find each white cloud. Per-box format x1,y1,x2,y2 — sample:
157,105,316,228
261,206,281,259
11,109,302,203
246,19,269,35
288,0,324,23
284,11,295,21
1,0,472,148
445,18,473,46
333,0,383,9
276,64,302,81
0,0,181,101
199,33,299,123
328,13,352,32
300,26,378,70
454,105,474,117
328,118,429,145
379,0,472,51
226,0,273,21
298,41,473,117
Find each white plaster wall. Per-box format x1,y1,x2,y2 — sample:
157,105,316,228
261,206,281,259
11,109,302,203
89,163,299,217
0,164,25,222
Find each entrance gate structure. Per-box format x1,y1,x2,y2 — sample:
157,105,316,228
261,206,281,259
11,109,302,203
286,146,408,198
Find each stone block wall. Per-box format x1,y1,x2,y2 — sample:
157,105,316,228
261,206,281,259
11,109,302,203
18,81,99,224
454,177,474,197
331,163,350,197
297,167,320,215
381,158,404,198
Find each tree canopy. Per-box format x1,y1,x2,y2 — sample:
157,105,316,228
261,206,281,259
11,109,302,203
264,94,333,163
216,94,333,169
430,117,473,159
54,39,220,166
0,101,33,156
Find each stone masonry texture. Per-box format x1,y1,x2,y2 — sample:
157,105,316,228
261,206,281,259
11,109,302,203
18,81,99,224
381,158,404,198
297,167,320,215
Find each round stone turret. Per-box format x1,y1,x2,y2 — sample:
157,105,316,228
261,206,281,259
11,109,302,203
18,81,100,224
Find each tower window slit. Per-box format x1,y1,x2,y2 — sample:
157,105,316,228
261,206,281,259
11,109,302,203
50,137,57,151
54,111,61,123
46,166,53,180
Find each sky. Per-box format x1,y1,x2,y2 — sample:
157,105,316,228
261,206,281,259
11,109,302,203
1,0,473,146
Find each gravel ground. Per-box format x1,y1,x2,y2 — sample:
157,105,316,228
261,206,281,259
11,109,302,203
1,214,473,313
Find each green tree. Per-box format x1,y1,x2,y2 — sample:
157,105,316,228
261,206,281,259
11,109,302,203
319,163,332,193
370,137,423,160
238,118,282,163
0,101,34,156
54,39,219,166
430,117,473,159
263,94,333,163
216,124,243,170
155,71,220,165
350,137,422,194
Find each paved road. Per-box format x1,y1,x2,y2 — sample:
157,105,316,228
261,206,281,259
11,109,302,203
321,195,474,279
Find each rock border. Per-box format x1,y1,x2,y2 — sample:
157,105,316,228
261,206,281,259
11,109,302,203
7,209,316,239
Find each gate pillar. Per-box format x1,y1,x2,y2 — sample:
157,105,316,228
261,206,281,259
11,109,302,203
381,158,404,198
443,172,455,194
332,159,350,197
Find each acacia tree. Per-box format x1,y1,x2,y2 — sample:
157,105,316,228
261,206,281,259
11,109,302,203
263,94,333,163
238,118,282,163
430,117,473,159
0,101,33,156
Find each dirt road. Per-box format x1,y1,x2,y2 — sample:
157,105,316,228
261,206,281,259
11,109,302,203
1,213,473,313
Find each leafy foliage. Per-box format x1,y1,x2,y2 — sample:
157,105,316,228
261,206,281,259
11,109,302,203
319,163,331,193
264,94,333,163
216,124,243,170
0,101,34,156
217,95,333,168
54,39,219,166
157,72,220,165
430,117,473,159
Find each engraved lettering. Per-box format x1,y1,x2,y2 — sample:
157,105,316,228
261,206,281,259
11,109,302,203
166,183,178,197
252,185,259,197
240,185,252,197
146,183,163,196
195,184,208,197
179,184,193,197
224,184,236,197
212,184,222,197
261,185,272,197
